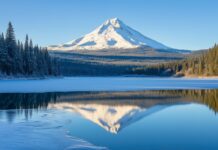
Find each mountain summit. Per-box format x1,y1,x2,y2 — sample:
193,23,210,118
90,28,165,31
49,18,170,51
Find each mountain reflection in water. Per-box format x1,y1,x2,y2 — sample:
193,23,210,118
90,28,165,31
0,90,217,133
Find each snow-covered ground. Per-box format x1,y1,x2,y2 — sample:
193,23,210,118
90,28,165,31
0,77,218,93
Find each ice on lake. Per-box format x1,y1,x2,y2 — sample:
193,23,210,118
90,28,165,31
0,77,218,93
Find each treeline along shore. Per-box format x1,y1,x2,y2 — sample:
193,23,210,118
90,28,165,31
131,45,218,77
0,22,59,77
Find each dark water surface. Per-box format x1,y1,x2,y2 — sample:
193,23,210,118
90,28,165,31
0,90,218,150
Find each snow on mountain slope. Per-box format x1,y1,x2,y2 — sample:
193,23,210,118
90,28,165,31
48,18,170,51
49,102,173,134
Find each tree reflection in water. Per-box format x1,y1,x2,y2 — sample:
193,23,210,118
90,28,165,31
0,90,217,122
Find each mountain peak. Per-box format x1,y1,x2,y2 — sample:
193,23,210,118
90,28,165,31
48,18,170,51
104,18,122,28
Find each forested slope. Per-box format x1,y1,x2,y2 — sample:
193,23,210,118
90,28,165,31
131,45,218,77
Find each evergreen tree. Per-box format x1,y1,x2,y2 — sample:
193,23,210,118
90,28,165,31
0,22,60,77
24,35,30,74
16,40,24,74
5,22,17,74
0,33,7,73
29,39,34,74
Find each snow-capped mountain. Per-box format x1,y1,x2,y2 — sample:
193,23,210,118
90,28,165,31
49,102,172,134
48,18,170,51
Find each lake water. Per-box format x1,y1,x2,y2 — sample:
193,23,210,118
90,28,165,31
0,89,218,150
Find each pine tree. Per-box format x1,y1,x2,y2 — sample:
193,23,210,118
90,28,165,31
24,35,30,74
1,22,59,77
33,45,40,75
198,58,203,75
29,39,34,74
16,40,24,74
0,33,7,74
5,22,17,74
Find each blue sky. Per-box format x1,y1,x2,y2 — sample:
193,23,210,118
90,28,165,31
0,0,218,50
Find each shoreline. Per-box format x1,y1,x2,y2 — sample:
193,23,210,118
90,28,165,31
0,77,218,93
182,75,218,79
0,75,218,80
0,75,63,80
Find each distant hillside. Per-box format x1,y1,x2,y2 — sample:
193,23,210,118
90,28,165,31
50,48,190,76
131,45,218,77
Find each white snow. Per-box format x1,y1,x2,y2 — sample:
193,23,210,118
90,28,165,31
0,77,218,93
48,18,170,51
50,103,172,134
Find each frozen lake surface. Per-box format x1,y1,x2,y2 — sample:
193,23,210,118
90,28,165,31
0,77,218,93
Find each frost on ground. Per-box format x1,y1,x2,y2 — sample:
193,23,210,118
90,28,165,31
0,77,218,93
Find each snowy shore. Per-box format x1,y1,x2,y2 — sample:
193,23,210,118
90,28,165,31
0,77,218,93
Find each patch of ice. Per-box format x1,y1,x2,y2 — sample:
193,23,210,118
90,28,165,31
0,77,218,93
0,109,108,150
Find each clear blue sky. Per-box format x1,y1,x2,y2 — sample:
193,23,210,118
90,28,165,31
0,0,218,50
